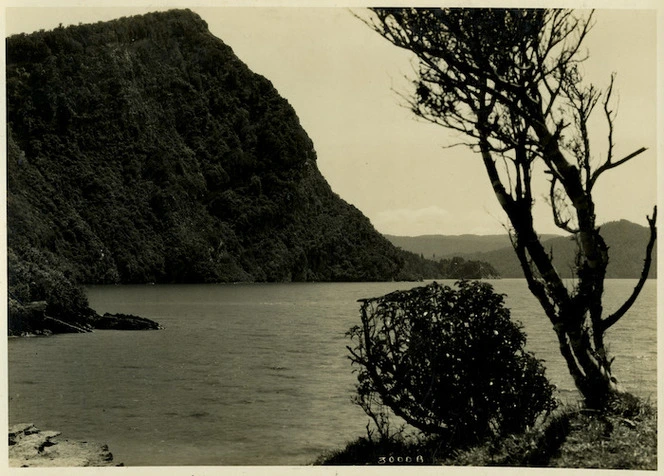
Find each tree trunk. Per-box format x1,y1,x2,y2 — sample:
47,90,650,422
554,313,620,407
478,133,621,408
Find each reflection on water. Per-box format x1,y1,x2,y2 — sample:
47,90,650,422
8,279,656,465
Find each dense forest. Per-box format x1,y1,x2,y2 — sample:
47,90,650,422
6,10,496,334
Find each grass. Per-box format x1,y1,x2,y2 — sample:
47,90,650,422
316,394,657,469
548,397,657,469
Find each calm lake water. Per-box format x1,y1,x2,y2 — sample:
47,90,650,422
8,279,656,465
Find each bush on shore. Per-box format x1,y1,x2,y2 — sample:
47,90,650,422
348,281,557,445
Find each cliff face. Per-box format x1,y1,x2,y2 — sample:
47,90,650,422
7,9,414,292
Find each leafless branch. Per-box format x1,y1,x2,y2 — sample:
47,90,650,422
589,147,648,190
602,73,616,171
549,177,578,234
601,206,657,331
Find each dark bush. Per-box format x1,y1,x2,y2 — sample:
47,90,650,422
348,281,557,445
7,247,96,333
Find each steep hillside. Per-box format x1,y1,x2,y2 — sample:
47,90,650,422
8,9,422,286
7,9,495,334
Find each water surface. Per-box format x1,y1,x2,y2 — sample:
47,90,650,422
8,279,656,465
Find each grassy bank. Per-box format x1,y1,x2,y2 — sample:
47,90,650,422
317,396,656,469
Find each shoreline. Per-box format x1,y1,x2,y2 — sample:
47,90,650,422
9,423,121,467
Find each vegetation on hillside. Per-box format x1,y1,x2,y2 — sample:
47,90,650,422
385,233,558,259
6,10,496,334
484,220,657,279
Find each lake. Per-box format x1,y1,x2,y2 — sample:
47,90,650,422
7,279,656,465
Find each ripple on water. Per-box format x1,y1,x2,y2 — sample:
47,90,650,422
8,280,656,465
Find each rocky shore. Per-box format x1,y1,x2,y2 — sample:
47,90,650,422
9,423,120,467
94,312,163,330
9,298,163,336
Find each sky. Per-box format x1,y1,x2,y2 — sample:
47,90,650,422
3,1,660,236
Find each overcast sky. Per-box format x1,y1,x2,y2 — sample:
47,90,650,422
4,1,660,236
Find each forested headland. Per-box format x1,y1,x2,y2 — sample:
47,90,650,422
6,9,496,335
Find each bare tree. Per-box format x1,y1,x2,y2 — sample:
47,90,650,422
362,8,656,408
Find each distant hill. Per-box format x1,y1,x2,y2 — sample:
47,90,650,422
386,220,656,279
384,233,560,259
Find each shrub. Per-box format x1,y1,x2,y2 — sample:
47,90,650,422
348,280,557,445
7,246,95,333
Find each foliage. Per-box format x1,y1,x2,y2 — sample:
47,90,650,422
7,247,96,335
547,396,657,469
363,7,657,407
348,281,557,445
397,254,499,281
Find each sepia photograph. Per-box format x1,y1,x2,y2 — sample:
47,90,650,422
3,0,660,471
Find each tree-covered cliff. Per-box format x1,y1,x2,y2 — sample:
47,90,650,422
6,10,498,334
8,9,388,284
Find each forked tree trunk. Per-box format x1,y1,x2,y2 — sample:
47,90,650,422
519,228,621,408
478,134,630,408
553,311,620,407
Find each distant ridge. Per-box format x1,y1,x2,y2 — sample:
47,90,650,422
385,220,656,279
384,233,561,259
